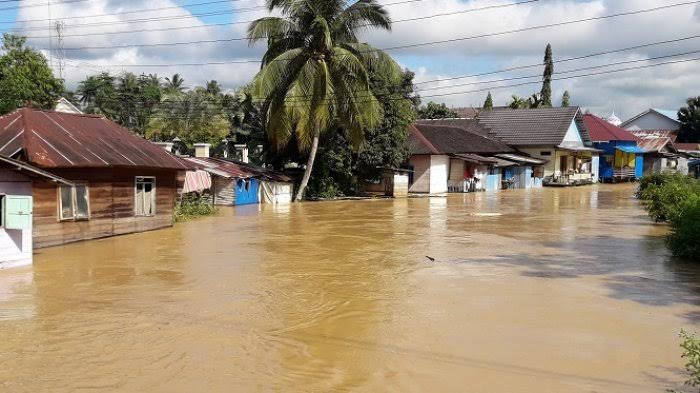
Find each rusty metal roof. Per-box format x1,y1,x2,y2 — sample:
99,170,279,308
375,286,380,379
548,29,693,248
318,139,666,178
184,157,292,182
0,108,193,170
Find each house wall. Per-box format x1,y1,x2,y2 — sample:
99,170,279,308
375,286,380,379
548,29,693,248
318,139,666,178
261,181,293,204
212,177,236,206
429,155,449,194
518,147,558,177
32,167,178,249
0,169,32,268
408,155,431,193
561,120,585,147
623,112,680,131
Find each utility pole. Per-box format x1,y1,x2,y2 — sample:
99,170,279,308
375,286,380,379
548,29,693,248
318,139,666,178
47,0,53,69
54,20,65,80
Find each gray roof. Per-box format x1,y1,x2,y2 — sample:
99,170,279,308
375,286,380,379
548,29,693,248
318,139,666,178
409,122,514,155
476,107,590,146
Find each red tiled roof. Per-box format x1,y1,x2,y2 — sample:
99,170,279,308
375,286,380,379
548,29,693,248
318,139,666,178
583,114,637,142
0,108,193,170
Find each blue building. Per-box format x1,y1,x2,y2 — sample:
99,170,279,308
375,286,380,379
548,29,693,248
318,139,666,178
584,114,645,182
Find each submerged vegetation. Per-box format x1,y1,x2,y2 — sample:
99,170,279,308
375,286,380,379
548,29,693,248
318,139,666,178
637,173,700,260
672,330,700,392
174,194,217,222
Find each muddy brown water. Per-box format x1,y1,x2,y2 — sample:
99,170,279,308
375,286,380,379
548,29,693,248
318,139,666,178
1,184,699,392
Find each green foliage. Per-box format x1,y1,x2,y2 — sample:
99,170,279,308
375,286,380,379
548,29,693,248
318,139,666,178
508,95,530,109
356,70,417,182
248,0,401,200
0,34,64,114
306,129,355,198
483,92,494,110
678,96,700,143
146,88,230,148
417,101,458,119
174,194,217,222
541,43,553,107
668,200,700,259
638,174,700,261
676,330,700,390
561,90,571,107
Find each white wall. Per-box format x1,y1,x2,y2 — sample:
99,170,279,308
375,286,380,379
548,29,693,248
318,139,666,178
429,155,449,194
0,170,33,269
561,120,585,147
624,112,680,131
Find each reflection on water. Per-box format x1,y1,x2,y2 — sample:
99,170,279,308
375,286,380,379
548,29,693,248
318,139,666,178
0,184,698,392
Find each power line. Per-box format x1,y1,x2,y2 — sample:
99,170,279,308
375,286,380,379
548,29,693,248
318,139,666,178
15,0,426,35
66,54,700,111
30,0,698,63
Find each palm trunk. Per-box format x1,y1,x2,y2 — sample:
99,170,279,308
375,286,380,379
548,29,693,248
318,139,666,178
294,132,320,202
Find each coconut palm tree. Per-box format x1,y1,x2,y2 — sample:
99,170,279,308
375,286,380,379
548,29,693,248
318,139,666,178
248,0,401,201
164,73,185,94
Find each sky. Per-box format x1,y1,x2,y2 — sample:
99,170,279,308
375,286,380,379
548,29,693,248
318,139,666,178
1,0,699,120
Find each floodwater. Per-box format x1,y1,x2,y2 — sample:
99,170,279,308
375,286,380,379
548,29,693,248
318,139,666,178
1,184,699,392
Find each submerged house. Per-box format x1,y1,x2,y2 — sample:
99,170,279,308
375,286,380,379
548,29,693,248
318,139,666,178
0,108,192,251
583,114,645,182
621,108,681,131
181,144,293,206
477,107,599,186
407,121,544,194
630,130,688,175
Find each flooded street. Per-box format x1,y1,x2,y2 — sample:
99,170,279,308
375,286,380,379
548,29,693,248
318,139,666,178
1,184,699,392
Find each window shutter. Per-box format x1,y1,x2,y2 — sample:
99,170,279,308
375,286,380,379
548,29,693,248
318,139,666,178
4,196,32,230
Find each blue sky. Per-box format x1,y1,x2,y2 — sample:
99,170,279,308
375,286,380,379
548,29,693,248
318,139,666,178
2,0,699,119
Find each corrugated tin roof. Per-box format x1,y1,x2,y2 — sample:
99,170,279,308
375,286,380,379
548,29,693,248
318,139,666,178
0,108,193,170
184,157,292,182
583,114,637,142
629,130,676,153
409,122,514,155
476,107,591,146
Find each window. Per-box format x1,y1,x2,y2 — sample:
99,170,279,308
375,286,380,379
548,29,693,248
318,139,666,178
135,177,156,216
58,184,90,221
540,151,552,156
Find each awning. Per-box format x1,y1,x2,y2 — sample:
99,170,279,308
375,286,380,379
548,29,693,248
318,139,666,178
616,146,648,154
183,170,212,193
558,145,603,153
0,155,74,185
453,154,499,164
495,153,547,165
492,157,520,168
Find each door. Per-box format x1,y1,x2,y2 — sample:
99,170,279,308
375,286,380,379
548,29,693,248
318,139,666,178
4,196,32,230
560,156,568,173
235,178,260,205
635,155,644,179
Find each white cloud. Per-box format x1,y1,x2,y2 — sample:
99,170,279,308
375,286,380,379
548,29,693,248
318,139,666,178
13,0,699,119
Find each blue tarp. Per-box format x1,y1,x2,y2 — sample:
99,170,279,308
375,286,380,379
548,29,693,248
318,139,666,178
616,146,647,154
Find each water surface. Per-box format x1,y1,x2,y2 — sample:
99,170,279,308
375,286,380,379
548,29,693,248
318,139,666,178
1,184,698,392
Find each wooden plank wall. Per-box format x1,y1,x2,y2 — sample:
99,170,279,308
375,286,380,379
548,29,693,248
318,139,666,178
212,177,236,206
32,167,178,249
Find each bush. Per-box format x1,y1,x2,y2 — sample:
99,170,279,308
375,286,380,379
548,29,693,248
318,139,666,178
668,200,700,260
637,172,691,200
675,330,700,391
174,194,217,222
637,174,700,222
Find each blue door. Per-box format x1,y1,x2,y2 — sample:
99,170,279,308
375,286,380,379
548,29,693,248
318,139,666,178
635,155,644,179
236,178,260,205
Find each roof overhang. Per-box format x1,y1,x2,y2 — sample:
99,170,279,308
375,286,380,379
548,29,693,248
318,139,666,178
557,145,603,153
615,146,648,154
0,155,74,186
495,153,548,165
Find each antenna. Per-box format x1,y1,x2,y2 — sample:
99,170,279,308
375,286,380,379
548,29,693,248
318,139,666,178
54,20,65,80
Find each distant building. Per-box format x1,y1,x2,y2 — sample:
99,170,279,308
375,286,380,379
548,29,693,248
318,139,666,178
476,107,599,186
621,108,681,131
0,108,193,251
407,120,545,194
604,111,622,126
54,97,83,114
629,130,688,175
584,114,645,182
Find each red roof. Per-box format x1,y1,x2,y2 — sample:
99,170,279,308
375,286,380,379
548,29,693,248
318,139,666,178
583,114,637,142
0,108,192,170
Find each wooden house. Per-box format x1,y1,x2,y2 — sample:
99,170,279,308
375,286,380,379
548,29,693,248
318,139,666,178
182,145,293,206
407,121,544,194
630,130,689,176
477,107,600,187
0,108,192,249
583,114,645,182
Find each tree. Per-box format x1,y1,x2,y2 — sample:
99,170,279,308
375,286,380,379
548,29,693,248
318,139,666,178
678,96,700,143
417,101,458,119
508,95,530,109
248,0,401,201
205,80,222,96
540,43,553,107
77,72,117,117
164,73,185,94
146,88,229,147
0,33,64,114
483,92,494,110
561,90,571,107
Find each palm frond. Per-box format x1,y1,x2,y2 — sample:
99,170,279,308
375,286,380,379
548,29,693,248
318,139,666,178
247,17,295,46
